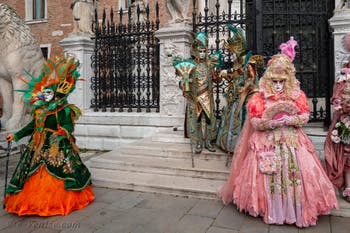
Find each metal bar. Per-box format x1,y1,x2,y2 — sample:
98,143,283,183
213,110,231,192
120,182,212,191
204,0,208,34
146,4,151,112
110,7,116,112
325,0,334,126
214,0,220,118
3,141,12,209
255,0,263,54
93,7,99,111
136,4,142,112
127,6,133,112
192,0,197,32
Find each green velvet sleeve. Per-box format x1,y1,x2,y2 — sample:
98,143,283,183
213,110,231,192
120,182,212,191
14,119,35,141
58,107,74,133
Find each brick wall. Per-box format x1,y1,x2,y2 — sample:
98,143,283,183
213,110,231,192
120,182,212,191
0,0,185,58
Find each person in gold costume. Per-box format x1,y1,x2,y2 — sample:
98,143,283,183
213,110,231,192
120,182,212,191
174,32,222,153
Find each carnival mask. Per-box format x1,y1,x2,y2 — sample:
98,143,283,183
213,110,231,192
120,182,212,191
198,48,206,60
43,88,54,102
272,79,285,93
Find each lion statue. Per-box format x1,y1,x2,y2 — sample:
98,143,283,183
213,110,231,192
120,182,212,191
0,4,44,130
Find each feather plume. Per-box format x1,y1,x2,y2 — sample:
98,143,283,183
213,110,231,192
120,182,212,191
279,36,298,61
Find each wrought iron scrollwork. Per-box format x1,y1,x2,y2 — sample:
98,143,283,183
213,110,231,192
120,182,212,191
91,2,160,113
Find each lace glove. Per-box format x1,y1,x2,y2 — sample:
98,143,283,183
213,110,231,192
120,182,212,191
250,117,285,130
282,113,309,127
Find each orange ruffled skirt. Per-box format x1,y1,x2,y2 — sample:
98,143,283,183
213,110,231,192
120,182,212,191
4,165,94,216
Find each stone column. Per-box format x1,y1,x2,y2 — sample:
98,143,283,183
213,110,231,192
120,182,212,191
329,6,350,75
154,23,192,117
59,35,94,111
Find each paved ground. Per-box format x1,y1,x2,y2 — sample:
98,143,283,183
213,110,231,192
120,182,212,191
0,186,350,233
0,150,350,233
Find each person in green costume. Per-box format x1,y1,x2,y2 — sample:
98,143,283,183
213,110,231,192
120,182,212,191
216,25,264,153
4,56,94,216
174,32,222,154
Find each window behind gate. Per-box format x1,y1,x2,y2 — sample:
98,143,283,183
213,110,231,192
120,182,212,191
91,3,160,112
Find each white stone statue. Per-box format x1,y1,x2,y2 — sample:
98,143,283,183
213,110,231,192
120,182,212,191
71,0,95,35
336,0,349,9
0,4,44,130
166,0,190,23
131,0,147,23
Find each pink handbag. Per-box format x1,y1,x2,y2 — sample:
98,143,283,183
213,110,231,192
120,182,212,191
258,151,277,175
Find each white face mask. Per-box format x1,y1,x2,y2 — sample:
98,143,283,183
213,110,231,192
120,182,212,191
198,49,206,59
272,79,285,93
43,88,54,102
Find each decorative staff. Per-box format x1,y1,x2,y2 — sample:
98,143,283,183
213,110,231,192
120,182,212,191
3,141,11,209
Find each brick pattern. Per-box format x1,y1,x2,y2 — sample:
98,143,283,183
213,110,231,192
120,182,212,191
0,0,187,58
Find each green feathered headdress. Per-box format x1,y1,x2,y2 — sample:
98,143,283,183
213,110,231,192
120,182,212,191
17,55,82,109
226,24,247,57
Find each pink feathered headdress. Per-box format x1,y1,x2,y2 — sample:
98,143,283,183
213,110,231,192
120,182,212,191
279,36,298,61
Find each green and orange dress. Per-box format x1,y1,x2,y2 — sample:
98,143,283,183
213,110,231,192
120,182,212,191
3,103,94,216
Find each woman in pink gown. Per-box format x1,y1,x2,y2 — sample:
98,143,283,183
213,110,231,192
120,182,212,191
219,37,338,227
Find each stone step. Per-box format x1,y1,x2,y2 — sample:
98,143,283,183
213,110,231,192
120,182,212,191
151,130,190,144
89,167,225,200
88,134,230,199
89,129,329,201
98,149,229,168
119,140,229,160
308,135,326,148
86,151,230,180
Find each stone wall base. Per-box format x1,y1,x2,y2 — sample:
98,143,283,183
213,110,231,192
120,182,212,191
74,111,184,150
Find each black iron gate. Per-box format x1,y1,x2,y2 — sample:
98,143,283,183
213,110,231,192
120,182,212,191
246,0,335,125
91,3,160,112
193,0,334,125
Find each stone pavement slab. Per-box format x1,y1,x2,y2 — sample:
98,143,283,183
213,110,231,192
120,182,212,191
213,205,248,230
173,214,214,233
269,225,298,233
0,187,350,233
94,207,159,233
206,226,238,233
237,214,269,233
298,216,330,233
329,216,350,233
188,199,224,219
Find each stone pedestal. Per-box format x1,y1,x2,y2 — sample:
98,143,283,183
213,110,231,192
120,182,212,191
155,23,192,117
59,35,94,111
329,8,350,75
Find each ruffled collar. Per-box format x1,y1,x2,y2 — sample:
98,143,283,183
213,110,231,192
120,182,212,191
259,79,301,101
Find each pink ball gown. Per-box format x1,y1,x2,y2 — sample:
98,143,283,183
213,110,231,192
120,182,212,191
219,86,338,227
